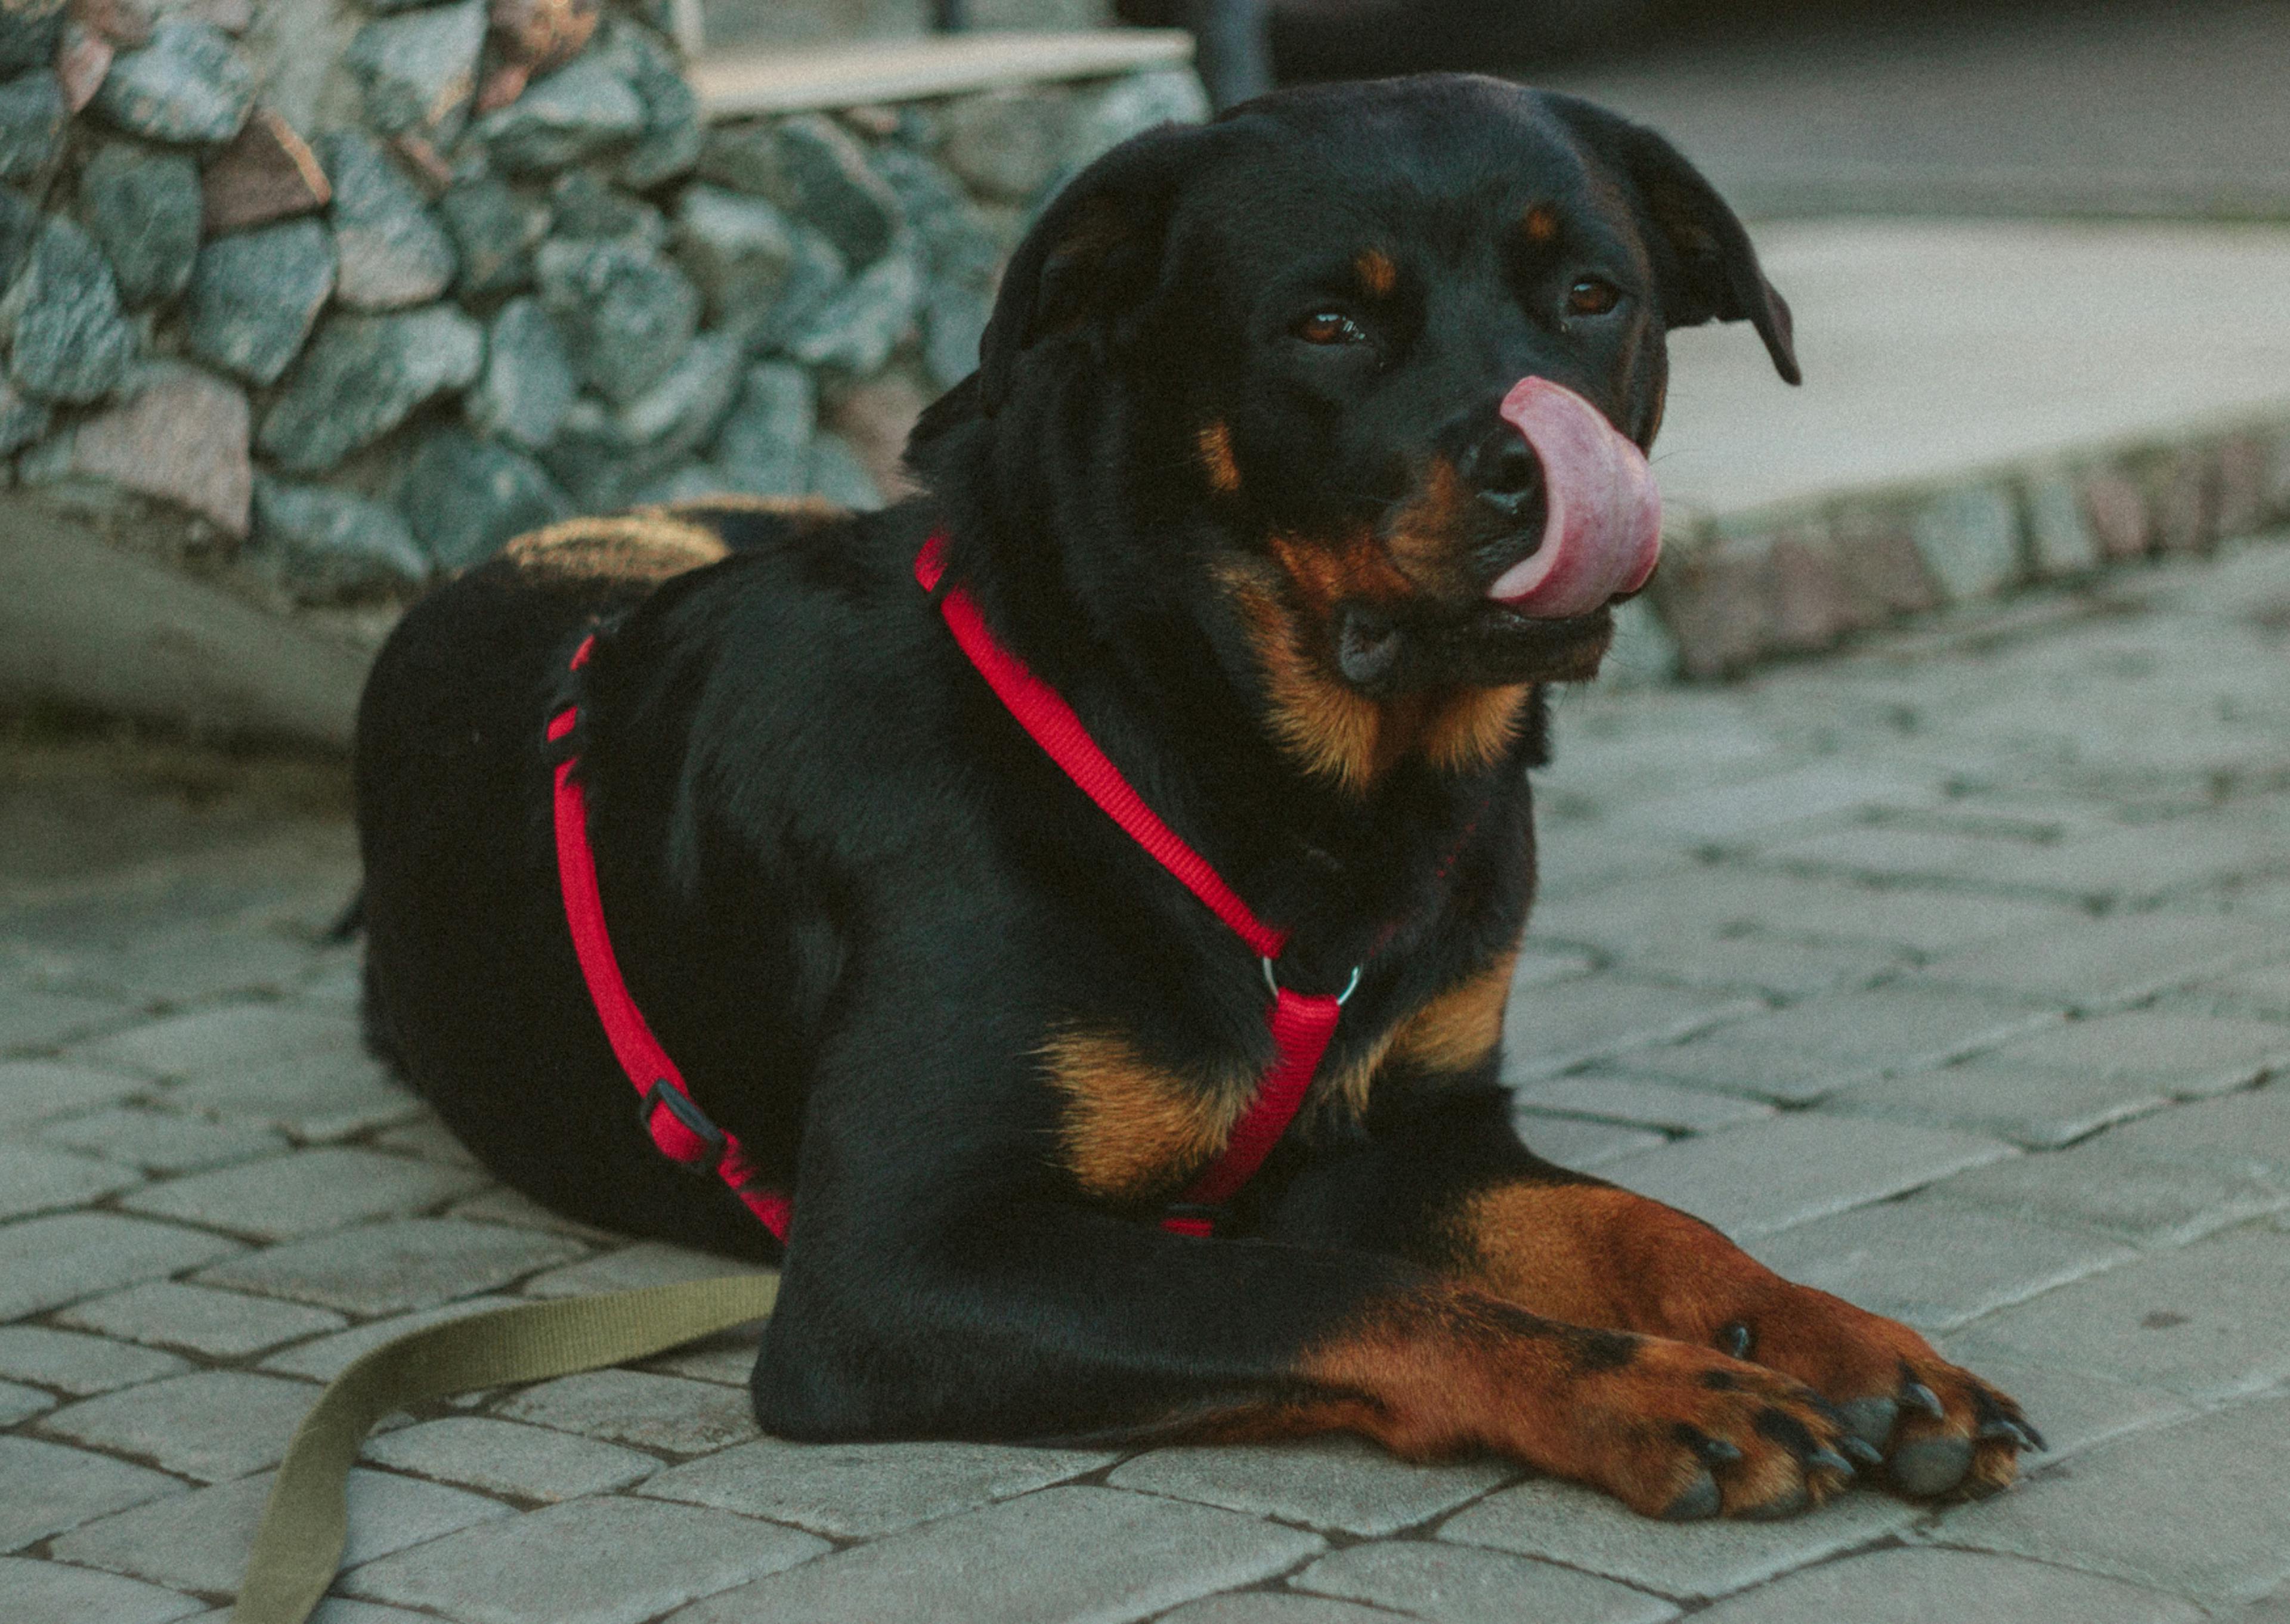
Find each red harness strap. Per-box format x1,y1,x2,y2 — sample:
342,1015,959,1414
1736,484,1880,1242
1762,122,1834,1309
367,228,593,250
549,538,1351,1247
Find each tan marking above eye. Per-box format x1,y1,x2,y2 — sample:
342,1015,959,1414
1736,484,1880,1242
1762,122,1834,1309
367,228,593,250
1356,249,1398,296
1522,204,1560,245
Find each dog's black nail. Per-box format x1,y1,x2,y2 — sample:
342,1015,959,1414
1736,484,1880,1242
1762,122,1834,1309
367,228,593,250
1716,1321,1752,1359
1901,1380,1945,1419
1804,1446,1855,1479
1978,1418,2041,1451
1698,1436,1743,1466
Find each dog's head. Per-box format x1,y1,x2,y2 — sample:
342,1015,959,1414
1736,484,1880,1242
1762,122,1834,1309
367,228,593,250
927,77,1796,788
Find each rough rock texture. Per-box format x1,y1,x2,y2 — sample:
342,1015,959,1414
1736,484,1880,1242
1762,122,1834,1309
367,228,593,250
0,66,64,179
78,141,203,305
91,20,254,143
0,213,135,402
343,0,484,145
63,361,253,535
466,296,577,451
184,216,334,386
201,108,332,234
317,129,455,309
249,475,428,600
256,304,483,472
535,233,698,405
400,426,573,569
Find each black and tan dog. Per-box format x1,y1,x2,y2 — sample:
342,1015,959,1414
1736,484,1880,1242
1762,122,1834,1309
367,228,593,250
355,76,2037,1521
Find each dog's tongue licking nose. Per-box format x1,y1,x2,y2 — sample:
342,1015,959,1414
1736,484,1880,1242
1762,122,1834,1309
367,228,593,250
1484,377,1662,620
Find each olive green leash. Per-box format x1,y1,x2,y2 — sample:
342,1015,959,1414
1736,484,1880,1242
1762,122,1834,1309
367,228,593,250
230,1272,779,1624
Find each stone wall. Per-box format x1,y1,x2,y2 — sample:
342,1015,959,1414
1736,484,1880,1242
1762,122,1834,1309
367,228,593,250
0,0,1204,652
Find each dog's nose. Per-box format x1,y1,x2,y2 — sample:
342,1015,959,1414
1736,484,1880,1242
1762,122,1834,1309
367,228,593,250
1462,424,1542,521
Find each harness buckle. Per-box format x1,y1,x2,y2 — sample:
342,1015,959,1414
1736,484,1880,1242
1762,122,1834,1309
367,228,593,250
639,1078,726,1174
1260,958,1363,1006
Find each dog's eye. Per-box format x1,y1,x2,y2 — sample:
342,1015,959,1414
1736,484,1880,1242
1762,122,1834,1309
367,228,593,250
1295,311,1368,346
1567,278,1621,317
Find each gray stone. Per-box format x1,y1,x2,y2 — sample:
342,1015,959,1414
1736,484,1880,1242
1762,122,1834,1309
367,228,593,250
1600,1114,2014,1238
1610,928,1908,998
711,361,814,494
1498,975,1763,1083
400,427,573,571
1511,1072,1777,1135
1295,1541,1678,1624
0,1140,140,1220
519,1240,756,1300
0,1434,182,1552
700,113,903,269
51,1466,505,1595
1624,988,2059,1105
0,0,63,79
92,21,255,144
1745,1195,2134,1331
497,1369,756,1456
617,329,744,458
0,179,36,286
0,1058,144,1129
0,1325,191,1397
1932,1133,2289,1248
643,1436,1114,1539
344,1,485,146
0,213,135,404
0,984,129,1050
476,55,645,175
784,246,922,376
673,183,800,331
0,1555,204,1624
248,475,430,602
82,1002,360,1082
806,429,880,509
1107,1434,1512,1538
58,1279,347,1357
547,168,665,247
1946,1222,2290,1400
1826,1057,2171,1151
120,1144,489,1240
0,66,63,181
1926,1393,2290,1606
1692,1546,2202,1624
52,358,254,535
0,1377,49,1422
192,1218,584,1316
1913,483,2025,602
1162,1599,1410,1624
258,304,484,473
663,1485,1323,1624
2100,1081,2290,1182
872,132,1002,278
1067,67,1211,166
0,370,48,450
0,1211,243,1320
345,1495,826,1624
2026,469,2102,575
535,235,698,405
466,296,577,450
923,276,992,389
1911,909,2282,1012
259,1294,526,1382
35,1369,315,1482
184,216,335,386
40,1095,288,1173
939,87,1071,204
440,175,550,297
1513,1113,1668,1169
363,1417,660,1502
595,17,700,191
317,129,456,310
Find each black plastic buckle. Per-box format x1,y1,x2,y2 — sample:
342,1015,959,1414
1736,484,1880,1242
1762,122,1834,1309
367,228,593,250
639,1079,725,1174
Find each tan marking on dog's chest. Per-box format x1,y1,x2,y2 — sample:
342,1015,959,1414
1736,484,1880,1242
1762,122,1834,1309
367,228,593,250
1044,1028,1255,1201
1387,950,1516,1077
1197,420,1243,493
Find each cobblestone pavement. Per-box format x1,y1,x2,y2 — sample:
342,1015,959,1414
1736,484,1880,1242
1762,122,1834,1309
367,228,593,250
7,538,2290,1624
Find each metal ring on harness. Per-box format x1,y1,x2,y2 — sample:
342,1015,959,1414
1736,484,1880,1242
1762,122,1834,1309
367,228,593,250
1261,958,1363,1006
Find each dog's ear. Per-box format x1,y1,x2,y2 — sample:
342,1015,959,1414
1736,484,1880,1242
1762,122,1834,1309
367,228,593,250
1548,95,1800,386
977,120,1225,413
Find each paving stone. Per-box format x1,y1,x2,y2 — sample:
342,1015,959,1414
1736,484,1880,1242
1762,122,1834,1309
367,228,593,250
0,1058,144,1127
123,1140,485,1246
57,1280,347,1358
1825,1056,2171,1149
1108,1434,1514,1537
497,1369,757,1456
1599,1114,2014,1238
1162,1597,1410,1624
1921,1351,2190,1463
0,1376,51,1422
81,1001,358,1081
643,1435,1114,1539
1509,1071,1777,1134
1926,1393,2290,1606
194,1219,584,1316
317,129,455,310
169,1047,422,1141
2186,957,2290,1020
1612,929,1908,997
0,1213,245,1320
0,1140,141,1219
36,1369,315,1482
0,1554,204,1623
63,923,321,1008
1439,1472,1915,1600
0,1434,182,1552
362,1416,660,1502
1294,1540,1678,1624
372,1116,481,1168
0,1325,191,1396
1693,1545,2203,1623
91,20,253,143
2097,1079,2290,1182
1624,988,2060,1104
1930,1133,2290,1247
1745,1195,2134,1331
41,1104,295,1179
520,1241,756,1300
1511,1112,1668,1169
0,984,131,1052
344,1493,824,1624
663,1484,1323,1624
51,1465,505,1594
447,1185,624,1241
641,1325,761,1387
259,1294,525,1381
1947,1221,2290,1400
1611,760,1944,847
1498,976,1763,1081
1911,907,2281,1011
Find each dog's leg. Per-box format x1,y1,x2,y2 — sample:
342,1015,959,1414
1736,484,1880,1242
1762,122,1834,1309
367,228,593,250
1276,1077,2037,1504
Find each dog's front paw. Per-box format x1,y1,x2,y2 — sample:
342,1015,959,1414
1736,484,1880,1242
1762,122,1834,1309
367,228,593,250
1710,1285,2042,1499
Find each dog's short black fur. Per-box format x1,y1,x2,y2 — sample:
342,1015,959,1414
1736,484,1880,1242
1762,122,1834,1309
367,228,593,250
357,76,2034,1518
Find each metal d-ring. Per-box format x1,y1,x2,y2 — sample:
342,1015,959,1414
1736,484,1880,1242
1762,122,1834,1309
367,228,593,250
1262,958,1364,1005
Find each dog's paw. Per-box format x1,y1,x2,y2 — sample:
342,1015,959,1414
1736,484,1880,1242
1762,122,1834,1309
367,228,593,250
1712,1286,2042,1499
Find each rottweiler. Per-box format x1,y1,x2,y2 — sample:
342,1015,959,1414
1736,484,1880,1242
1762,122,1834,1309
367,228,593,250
355,75,2038,1520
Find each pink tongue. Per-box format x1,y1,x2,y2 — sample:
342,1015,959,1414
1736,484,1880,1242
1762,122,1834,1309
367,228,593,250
1484,377,1662,619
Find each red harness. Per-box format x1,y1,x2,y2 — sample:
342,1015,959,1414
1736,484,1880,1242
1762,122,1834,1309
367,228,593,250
547,535,1354,1244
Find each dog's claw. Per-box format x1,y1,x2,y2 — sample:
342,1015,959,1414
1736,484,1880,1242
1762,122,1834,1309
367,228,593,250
1839,1434,1884,1467
1837,1395,1899,1448
1696,1434,1744,1466
1901,1379,1945,1419
1716,1321,1753,1359
1805,1446,1856,1479
1978,1418,2044,1452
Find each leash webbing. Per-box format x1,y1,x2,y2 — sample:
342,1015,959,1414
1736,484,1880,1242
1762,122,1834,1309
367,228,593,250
229,1273,777,1624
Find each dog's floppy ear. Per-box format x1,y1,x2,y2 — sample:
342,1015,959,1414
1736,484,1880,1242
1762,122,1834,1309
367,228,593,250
1548,95,1800,386
976,120,1226,413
